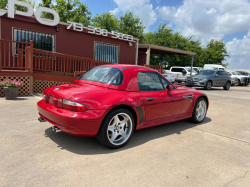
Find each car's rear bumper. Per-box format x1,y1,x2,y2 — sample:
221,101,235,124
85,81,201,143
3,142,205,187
37,100,107,137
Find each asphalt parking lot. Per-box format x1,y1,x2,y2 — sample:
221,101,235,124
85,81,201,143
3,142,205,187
0,86,250,187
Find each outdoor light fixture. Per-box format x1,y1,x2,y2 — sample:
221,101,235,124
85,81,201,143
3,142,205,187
56,27,59,32
129,42,133,47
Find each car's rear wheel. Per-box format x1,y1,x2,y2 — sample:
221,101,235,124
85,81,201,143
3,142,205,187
204,81,212,90
235,79,240,86
96,109,134,149
224,81,231,90
190,98,207,123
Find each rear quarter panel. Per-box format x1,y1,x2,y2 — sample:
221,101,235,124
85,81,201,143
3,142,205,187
71,89,144,125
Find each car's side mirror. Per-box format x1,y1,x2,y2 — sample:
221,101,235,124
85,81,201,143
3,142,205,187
166,85,173,91
215,74,219,77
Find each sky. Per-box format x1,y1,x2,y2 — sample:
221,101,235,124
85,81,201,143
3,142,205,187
40,0,250,69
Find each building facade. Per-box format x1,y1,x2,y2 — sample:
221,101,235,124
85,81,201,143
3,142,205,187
0,14,138,65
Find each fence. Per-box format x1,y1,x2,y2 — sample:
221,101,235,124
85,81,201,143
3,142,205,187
0,39,31,71
0,39,112,76
32,49,111,75
144,64,163,74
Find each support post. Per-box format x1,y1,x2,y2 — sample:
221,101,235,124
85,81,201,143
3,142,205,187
29,40,33,73
190,55,194,75
29,40,33,96
146,47,151,65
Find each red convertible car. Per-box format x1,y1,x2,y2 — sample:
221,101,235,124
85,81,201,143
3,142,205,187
38,65,209,148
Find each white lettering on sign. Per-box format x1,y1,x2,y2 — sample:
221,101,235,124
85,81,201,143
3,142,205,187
67,21,134,42
35,7,59,26
0,0,135,42
8,0,33,18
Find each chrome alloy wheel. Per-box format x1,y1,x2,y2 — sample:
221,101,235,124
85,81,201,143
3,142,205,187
196,100,207,121
207,82,212,90
226,82,230,89
107,113,133,146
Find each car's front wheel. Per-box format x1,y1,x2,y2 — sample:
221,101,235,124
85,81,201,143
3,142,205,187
96,109,135,149
204,81,212,90
190,98,207,123
224,81,231,90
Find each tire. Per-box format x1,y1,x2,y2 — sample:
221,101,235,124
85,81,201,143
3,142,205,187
224,81,231,90
190,98,207,123
96,109,135,149
235,79,240,86
178,81,182,83
204,81,212,90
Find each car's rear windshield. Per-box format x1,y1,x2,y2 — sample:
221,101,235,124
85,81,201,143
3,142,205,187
197,70,215,75
79,66,123,85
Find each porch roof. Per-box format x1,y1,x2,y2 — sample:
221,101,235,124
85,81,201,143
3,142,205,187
138,44,196,56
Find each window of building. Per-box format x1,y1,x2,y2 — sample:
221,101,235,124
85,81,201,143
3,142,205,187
137,72,164,91
94,42,119,64
13,28,55,52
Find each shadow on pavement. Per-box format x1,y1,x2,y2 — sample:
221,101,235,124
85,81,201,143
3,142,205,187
44,117,212,155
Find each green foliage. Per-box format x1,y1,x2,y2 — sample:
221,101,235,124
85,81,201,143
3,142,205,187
52,0,91,25
0,79,24,88
0,0,36,11
0,0,7,9
38,0,91,25
118,12,145,41
143,23,230,68
92,12,118,32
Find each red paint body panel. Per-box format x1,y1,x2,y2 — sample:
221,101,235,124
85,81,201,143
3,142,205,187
1,16,136,64
37,99,106,136
37,65,209,137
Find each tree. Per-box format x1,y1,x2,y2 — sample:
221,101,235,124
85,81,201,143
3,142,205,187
118,12,145,41
92,12,118,32
0,0,36,11
204,39,230,67
143,23,230,68
0,0,7,9
51,0,91,26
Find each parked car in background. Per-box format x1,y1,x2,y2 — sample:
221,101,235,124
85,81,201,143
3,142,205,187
204,64,225,70
162,70,175,83
169,66,197,83
228,71,250,86
186,70,231,90
185,66,203,73
236,71,250,77
38,65,209,149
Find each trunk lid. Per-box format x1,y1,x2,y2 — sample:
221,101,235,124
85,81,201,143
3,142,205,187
45,83,106,100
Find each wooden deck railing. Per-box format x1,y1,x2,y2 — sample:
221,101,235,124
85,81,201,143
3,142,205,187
32,49,111,75
0,39,31,71
144,64,163,74
0,39,112,75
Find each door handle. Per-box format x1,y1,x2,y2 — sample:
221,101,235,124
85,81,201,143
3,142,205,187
146,97,154,101
183,94,193,99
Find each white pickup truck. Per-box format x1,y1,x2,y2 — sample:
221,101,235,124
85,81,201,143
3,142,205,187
169,66,197,83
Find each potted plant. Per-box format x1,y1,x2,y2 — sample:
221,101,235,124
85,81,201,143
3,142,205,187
0,79,24,100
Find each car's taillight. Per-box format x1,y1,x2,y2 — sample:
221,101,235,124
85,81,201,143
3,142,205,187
43,94,48,102
62,99,87,112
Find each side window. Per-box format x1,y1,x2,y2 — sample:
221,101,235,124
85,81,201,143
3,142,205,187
217,71,223,75
137,72,164,91
159,75,171,89
171,68,178,72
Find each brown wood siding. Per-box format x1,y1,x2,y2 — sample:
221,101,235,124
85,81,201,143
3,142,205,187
1,15,136,65
138,52,146,66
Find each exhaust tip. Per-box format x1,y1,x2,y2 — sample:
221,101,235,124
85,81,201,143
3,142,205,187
38,117,46,122
51,126,61,133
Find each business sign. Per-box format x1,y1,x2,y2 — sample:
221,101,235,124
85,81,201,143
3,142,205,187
0,0,134,42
